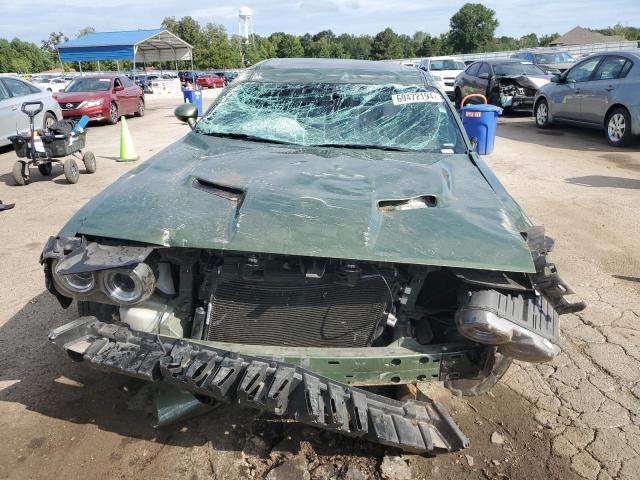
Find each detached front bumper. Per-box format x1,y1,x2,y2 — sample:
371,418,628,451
49,316,470,454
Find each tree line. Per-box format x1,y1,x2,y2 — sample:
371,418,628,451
1,3,639,73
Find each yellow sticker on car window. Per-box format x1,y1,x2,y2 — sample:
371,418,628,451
392,92,442,105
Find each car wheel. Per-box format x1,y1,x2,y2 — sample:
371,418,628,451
444,350,513,396
37,163,53,176
12,161,28,186
63,158,80,184
606,107,632,147
535,99,552,129
83,151,97,173
108,103,119,125
42,112,56,131
135,98,145,117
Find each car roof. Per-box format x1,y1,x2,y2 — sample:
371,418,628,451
249,58,431,86
584,49,640,60
74,74,120,79
484,59,533,65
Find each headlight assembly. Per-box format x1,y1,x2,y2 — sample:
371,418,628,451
55,269,96,294
78,99,103,108
102,263,156,306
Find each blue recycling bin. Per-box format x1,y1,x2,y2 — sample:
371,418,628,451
182,89,203,117
461,104,502,155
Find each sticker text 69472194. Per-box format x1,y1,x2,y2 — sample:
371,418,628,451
391,91,442,106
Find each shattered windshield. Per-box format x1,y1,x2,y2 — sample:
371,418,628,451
493,63,546,76
196,82,466,153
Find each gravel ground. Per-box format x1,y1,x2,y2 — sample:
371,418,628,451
0,99,638,480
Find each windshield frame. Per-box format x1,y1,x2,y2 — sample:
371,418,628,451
194,78,469,154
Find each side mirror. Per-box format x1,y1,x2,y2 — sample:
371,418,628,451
550,74,560,83
113,85,124,92
479,73,490,80
470,137,479,152
175,103,198,129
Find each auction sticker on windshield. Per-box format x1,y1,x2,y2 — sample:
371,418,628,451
392,91,442,105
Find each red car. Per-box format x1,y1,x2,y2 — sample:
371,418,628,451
196,74,225,89
53,74,144,124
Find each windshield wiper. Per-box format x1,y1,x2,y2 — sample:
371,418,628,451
203,132,294,145
312,143,413,152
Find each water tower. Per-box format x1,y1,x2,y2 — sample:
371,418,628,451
238,6,253,43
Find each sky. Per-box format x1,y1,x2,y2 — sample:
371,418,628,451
2,0,639,44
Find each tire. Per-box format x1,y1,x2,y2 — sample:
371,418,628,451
63,158,80,184
37,163,53,176
535,98,552,129
445,350,513,396
606,107,632,147
134,97,145,117
82,151,97,173
107,102,119,125
42,112,56,132
12,161,28,186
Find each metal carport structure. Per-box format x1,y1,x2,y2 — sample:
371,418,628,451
56,29,193,74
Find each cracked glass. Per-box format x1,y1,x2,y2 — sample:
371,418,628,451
196,82,466,153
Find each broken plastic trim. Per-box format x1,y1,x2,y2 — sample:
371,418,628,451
192,178,245,203
378,195,438,213
49,317,470,453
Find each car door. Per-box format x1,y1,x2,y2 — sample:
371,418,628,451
550,56,602,122
113,77,130,113
460,63,480,98
476,63,492,98
1,77,43,133
0,81,14,143
119,76,138,113
579,56,631,125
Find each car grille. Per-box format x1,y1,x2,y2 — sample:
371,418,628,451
60,102,81,110
204,276,391,348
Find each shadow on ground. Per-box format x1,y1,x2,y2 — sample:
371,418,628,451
565,175,640,189
497,117,640,155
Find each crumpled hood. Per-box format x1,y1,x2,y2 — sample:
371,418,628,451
498,74,551,90
60,133,535,272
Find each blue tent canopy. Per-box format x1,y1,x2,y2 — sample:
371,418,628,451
57,29,192,63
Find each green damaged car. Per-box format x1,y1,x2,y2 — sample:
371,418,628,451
42,59,585,454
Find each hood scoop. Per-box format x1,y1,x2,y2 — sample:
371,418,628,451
378,195,437,213
193,178,245,204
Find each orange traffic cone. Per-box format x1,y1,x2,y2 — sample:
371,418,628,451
118,116,139,162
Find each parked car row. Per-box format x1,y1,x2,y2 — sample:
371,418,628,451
416,48,639,147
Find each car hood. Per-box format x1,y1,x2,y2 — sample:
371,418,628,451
53,92,107,102
59,133,535,272
497,74,551,90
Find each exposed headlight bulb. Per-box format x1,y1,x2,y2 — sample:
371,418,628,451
102,263,155,306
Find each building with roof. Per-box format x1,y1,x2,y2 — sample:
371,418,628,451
550,26,626,46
